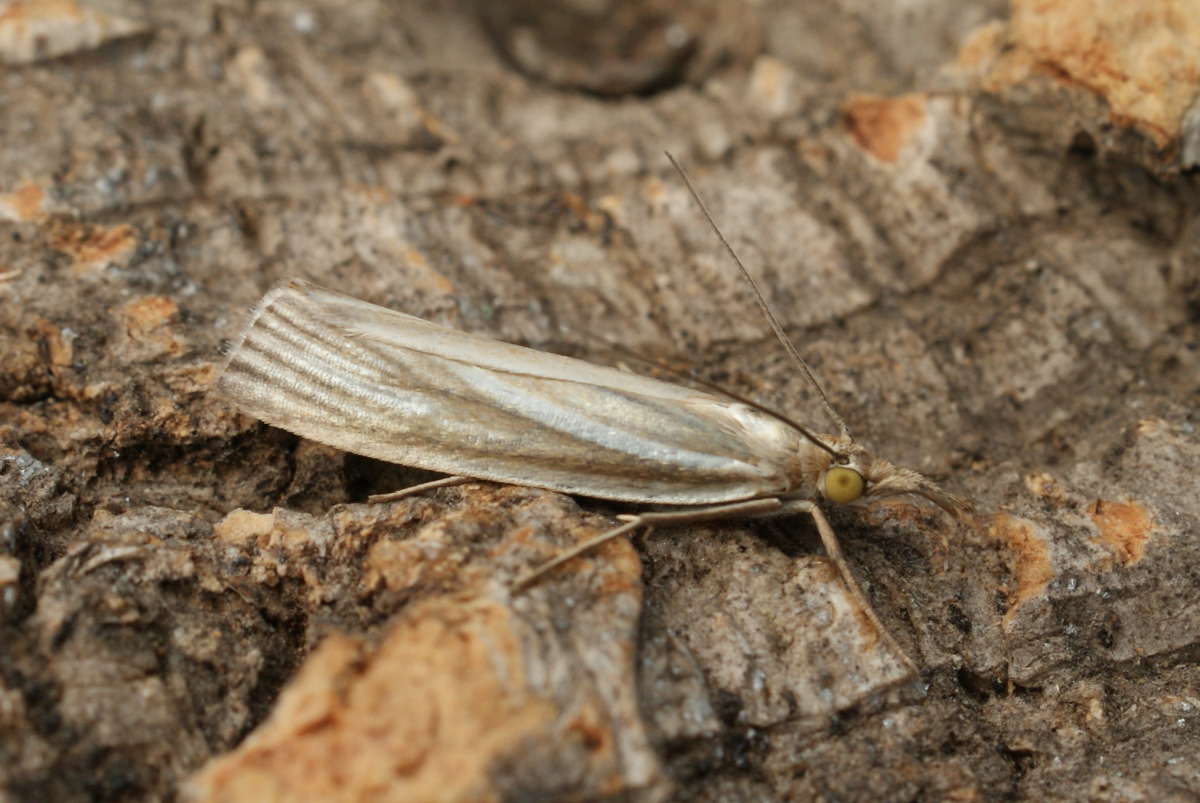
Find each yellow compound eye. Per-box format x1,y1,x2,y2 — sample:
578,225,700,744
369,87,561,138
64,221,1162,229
825,466,864,503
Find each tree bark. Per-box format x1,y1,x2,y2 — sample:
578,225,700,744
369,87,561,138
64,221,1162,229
1,1,1197,800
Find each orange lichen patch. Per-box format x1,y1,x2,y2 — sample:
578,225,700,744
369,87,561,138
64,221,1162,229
0,0,146,64
595,193,624,216
560,191,609,234
113,295,185,359
48,222,137,275
214,508,337,599
987,513,1053,625
747,55,798,117
1135,417,1169,437
563,699,623,797
226,45,275,106
213,508,331,554
1024,472,1067,505
361,531,480,593
842,93,928,164
962,0,1200,149
640,175,667,205
592,193,633,233
30,317,73,368
267,511,330,553
591,534,642,596
566,699,613,755
419,110,460,146
0,555,20,589
161,360,218,393
1087,499,1153,565
186,598,556,803
213,510,275,547
0,180,48,222
401,246,456,296
117,295,177,336
957,20,1007,71
361,537,425,592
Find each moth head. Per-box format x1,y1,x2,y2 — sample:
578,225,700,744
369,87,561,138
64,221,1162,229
818,441,971,520
823,464,865,503
816,439,869,505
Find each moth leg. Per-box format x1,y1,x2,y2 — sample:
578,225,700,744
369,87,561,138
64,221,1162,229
774,500,916,672
368,474,474,504
512,497,783,592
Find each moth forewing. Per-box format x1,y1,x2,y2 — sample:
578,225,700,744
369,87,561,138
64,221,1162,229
216,279,829,506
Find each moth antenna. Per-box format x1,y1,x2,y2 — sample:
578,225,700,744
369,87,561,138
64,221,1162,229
665,151,851,440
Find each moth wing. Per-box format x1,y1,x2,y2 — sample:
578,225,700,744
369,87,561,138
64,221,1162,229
216,279,807,504
302,281,709,402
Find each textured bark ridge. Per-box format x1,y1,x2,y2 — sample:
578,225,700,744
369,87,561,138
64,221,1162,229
1,1,1198,801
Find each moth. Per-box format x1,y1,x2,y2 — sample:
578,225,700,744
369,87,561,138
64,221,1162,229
216,159,968,664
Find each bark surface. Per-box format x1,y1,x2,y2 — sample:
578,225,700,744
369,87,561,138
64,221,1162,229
1,1,1198,801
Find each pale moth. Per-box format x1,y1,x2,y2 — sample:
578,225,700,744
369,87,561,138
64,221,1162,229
216,157,968,663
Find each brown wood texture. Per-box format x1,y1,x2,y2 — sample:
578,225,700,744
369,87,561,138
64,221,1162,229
1,1,1198,800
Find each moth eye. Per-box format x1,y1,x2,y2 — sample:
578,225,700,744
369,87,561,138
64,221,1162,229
825,466,864,503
